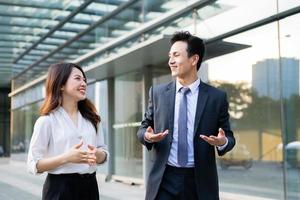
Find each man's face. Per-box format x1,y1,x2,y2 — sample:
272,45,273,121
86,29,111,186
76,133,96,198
168,41,196,78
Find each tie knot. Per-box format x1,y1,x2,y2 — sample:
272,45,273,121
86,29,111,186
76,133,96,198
180,87,190,95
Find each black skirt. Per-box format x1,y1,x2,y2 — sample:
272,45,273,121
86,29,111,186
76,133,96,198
42,172,99,200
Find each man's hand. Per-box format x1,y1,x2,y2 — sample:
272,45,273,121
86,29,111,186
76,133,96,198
200,128,227,146
144,126,168,143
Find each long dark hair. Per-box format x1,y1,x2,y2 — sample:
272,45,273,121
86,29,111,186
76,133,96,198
40,63,100,132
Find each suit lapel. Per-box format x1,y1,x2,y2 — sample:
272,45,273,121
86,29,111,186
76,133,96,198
194,82,208,137
165,81,176,138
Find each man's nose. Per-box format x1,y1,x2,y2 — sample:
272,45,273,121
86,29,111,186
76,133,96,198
168,58,175,65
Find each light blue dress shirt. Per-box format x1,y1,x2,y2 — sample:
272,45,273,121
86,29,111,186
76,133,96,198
167,79,227,168
167,79,200,167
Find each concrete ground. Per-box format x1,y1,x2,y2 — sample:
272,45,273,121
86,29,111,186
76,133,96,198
0,158,280,200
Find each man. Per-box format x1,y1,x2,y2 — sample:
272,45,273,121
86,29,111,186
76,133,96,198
137,31,235,200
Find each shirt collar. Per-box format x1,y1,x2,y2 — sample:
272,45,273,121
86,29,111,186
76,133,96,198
176,78,200,94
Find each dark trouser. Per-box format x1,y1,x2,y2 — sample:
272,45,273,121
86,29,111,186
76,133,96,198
42,172,99,200
155,165,198,200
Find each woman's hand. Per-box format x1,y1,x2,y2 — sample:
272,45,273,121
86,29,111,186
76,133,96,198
86,144,97,166
88,144,107,164
64,140,96,164
36,140,98,173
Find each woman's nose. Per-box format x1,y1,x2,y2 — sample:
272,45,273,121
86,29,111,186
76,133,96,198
81,80,87,86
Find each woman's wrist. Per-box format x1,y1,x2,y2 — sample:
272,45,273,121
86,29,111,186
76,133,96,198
96,149,107,164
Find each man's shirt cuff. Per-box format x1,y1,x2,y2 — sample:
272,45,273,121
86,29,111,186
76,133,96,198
217,137,228,151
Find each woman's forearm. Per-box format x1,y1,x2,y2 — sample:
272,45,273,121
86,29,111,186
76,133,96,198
36,153,68,173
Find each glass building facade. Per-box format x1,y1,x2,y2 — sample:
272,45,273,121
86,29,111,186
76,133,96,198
6,0,300,199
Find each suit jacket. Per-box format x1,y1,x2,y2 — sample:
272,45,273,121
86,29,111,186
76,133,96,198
137,81,235,200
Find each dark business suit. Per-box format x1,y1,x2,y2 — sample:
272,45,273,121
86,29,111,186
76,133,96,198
137,80,235,200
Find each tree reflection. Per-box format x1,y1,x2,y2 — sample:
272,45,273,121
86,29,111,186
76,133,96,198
211,81,282,161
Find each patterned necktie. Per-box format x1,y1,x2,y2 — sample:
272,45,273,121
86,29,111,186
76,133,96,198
178,87,190,167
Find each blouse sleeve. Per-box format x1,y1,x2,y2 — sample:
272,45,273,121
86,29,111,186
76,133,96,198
96,124,109,163
27,116,51,175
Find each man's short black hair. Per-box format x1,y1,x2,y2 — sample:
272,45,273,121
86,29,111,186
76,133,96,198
170,31,205,70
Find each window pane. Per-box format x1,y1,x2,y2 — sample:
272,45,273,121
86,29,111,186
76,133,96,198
113,72,143,178
206,22,284,199
279,13,300,200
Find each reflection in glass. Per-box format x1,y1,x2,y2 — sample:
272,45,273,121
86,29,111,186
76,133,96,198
206,22,284,199
113,72,143,178
95,80,109,174
279,13,300,200
11,102,41,161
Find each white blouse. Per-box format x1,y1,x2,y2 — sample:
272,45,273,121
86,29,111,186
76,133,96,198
27,106,108,175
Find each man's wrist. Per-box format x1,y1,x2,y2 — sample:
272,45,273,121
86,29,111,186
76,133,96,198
217,137,228,150
144,132,153,143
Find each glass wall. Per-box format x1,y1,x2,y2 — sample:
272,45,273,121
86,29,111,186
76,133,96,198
113,72,143,179
8,1,300,199
11,102,40,160
279,13,300,199
95,80,110,174
205,21,284,199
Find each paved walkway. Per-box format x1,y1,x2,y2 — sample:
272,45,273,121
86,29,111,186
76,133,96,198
0,158,143,200
0,158,277,200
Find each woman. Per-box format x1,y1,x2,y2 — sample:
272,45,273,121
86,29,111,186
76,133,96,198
27,63,108,200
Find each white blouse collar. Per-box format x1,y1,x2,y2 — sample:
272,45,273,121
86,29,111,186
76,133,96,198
57,106,83,136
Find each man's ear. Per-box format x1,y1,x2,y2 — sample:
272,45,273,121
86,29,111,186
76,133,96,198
192,54,199,66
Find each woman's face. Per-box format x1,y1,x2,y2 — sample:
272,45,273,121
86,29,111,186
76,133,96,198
62,67,87,102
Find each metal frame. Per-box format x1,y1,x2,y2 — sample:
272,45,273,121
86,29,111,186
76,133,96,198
1,0,170,89
9,4,300,97
0,0,123,10
13,0,139,79
12,0,95,64
73,0,216,64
